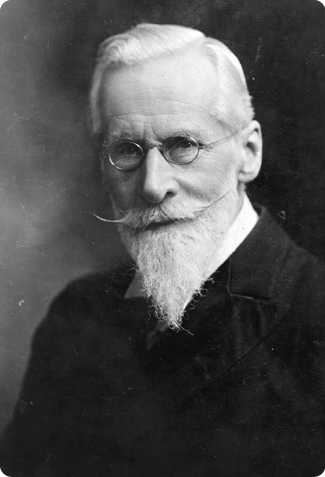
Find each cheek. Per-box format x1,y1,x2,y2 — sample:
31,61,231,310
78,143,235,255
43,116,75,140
189,152,239,199
103,168,139,209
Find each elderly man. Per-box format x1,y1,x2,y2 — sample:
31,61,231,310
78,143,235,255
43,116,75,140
1,23,325,477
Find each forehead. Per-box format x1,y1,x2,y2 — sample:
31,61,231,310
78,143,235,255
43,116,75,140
99,49,223,139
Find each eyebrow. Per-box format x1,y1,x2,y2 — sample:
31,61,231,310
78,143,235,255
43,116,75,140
107,129,207,144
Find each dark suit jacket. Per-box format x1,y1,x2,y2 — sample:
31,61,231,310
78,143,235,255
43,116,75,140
1,208,325,477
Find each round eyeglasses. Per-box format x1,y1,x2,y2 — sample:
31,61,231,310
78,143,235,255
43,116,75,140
99,132,237,171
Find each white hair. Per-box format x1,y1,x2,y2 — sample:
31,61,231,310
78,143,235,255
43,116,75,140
89,23,254,138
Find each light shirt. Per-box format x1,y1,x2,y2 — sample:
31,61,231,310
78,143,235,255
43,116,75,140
204,193,258,279
125,193,258,300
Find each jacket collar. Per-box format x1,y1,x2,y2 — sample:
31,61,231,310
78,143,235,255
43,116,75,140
226,206,292,300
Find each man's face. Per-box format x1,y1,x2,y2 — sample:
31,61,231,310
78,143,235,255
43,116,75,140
97,48,260,328
99,48,247,226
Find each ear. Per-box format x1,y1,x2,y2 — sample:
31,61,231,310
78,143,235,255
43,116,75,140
237,120,262,184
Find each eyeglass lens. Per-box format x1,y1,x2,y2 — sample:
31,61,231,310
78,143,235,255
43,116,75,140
110,142,143,170
164,137,198,164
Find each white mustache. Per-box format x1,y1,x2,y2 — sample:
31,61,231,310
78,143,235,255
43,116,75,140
93,190,230,229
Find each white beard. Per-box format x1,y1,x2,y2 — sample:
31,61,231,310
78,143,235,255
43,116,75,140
117,192,239,330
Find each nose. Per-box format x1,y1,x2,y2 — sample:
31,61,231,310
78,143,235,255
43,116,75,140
139,147,179,204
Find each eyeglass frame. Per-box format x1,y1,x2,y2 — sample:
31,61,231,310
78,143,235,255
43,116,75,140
98,130,239,171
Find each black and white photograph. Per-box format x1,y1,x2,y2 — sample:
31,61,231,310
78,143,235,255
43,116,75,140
0,0,325,475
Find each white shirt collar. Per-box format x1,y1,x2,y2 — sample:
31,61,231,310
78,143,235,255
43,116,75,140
204,193,258,277
125,193,258,299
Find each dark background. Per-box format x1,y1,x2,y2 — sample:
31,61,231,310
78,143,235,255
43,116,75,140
0,0,324,433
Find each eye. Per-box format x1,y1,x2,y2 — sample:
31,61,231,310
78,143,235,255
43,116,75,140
175,138,197,149
116,142,141,156
166,137,197,149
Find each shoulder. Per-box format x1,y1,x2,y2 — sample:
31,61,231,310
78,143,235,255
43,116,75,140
258,212,325,349
232,206,325,294
270,220,325,314
33,266,135,343
63,265,133,298
52,266,133,313
254,206,325,298
231,205,325,327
